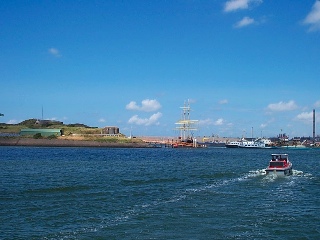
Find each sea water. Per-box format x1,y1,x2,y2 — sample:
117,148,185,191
0,146,319,239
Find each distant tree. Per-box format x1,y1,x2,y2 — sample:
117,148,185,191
18,119,63,128
19,119,38,127
47,134,57,139
17,119,94,129
66,123,91,128
33,133,42,139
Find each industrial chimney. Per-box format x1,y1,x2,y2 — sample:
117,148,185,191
313,109,315,142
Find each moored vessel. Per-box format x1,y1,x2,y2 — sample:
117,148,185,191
226,138,273,148
265,154,293,176
173,100,205,148
239,138,273,148
225,141,241,148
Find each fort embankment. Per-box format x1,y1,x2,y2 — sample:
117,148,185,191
0,137,149,148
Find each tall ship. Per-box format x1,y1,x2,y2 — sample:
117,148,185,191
172,100,204,148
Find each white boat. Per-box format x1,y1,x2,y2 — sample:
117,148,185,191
238,138,273,148
225,141,241,148
265,154,293,176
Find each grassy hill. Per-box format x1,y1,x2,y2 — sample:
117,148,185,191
0,119,100,134
0,119,143,143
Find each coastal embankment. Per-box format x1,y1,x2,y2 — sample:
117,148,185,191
0,137,149,148
0,136,238,148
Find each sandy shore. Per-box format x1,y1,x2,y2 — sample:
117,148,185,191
0,137,149,148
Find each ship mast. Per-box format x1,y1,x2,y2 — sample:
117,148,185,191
175,100,198,140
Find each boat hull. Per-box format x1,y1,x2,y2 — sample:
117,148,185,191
265,165,293,176
225,144,239,148
239,146,266,149
278,145,308,149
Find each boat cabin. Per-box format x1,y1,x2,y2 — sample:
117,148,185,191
269,161,286,168
271,154,288,161
269,154,288,168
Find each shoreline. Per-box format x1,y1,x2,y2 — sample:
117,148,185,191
0,137,149,148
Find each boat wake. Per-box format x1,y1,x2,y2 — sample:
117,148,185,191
245,168,306,177
45,168,312,239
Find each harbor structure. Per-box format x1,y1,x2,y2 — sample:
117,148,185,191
102,126,120,135
20,129,62,137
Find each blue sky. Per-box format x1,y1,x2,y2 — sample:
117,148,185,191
1,0,320,138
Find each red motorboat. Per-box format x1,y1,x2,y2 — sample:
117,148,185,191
266,154,293,176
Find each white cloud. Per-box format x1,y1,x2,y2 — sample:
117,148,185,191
267,100,298,112
214,118,224,126
260,123,267,128
314,100,320,108
198,119,212,125
295,111,315,124
98,118,106,123
260,118,274,129
126,99,161,112
303,1,320,31
48,48,61,57
198,118,225,126
295,111,320,124
7,119,18,124
128,112,162,126
234,16,255,28
224,0,262,12
219,99,228,104
126,101,139,111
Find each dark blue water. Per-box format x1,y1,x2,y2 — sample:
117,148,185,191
1,147,319,239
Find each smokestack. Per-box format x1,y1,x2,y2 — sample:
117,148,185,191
313,109,315,142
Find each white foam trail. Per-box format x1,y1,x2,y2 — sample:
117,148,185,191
238,169,267,181
47,168,312,239
292,169,304,176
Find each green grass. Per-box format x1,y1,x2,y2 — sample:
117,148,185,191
0,120,137,142
0,123,101,135
60,126,101,135
0,124,21,133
